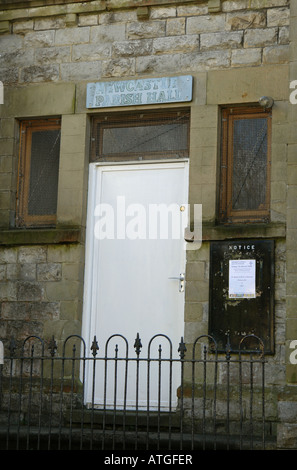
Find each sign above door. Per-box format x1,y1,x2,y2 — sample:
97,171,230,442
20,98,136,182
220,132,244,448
86,75,193,109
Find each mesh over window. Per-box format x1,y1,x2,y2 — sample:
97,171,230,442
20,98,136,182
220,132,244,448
28,129,60,216
232,118,267,211
91,111,190,161
219,107,271,224
17,119,61,227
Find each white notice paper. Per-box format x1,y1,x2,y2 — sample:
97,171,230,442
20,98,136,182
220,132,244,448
229,259,256,299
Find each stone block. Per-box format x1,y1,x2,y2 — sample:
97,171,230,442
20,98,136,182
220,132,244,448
37,263,62,282
153,35,199,54
78,14,98,26
263,45,289,64
184,50,230,71
101,58,135,78
35,46,71,65
112,39,152,57
0,247,17,263
47,245,82,264
244,28,278,48
177,5,208,16
16,281,45,301
0,21,10,34
279,26,289,45
0,34,23,53
267,7,290,27
222,1,247,12
34,16,65,30
150,7,176,19
60,62,102,81
0,282,17,301
91,23,126,43
200,31,242,50
231,48,262,67
18,246,46,264
207,65,289,104
187,14,225,34
226,11,266,30
55,26,90,45
72,43,110,61
24,30,55,47
20,64,59,83
127,20,166,39
166,18,185,36
277,423,297,449
45,280,80,301
0,83,76,118
13,20,34,33
18,264,37,281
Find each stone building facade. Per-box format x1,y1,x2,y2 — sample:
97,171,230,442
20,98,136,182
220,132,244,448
0,0,296,448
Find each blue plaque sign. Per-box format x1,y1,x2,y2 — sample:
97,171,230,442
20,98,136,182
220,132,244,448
86,76,193,109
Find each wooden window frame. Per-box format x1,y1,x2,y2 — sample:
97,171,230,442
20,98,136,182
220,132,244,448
219,106,272,224
90,110,190,162
17,118,61,228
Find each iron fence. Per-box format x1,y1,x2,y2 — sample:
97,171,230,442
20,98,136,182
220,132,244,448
0,333,275,450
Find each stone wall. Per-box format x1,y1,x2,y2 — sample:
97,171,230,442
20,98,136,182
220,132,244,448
0,1,290,86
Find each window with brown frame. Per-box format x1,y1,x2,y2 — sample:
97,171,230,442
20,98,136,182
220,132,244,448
219,106,271,224
90,110,190,162
16,119,61,228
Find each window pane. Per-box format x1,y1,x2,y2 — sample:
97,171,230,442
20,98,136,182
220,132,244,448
28,129,60,216
102,122,188,156
232,118,267,211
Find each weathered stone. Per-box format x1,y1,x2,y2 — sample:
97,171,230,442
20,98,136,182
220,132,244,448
90,23,125,43
153,35,199,54
166,17,185,36
18,246,46,264
231,48,262,66
60,61,102,81
35,46,71,65
17,281,45,301
263,45,290,64
24,30,55,47
37,263,62,282
55,26,90,45
226,11,266,30
187,14,225,34
13,20,34,33
244,28,278,48
112,39,152,57
78,14,98,26
127,20,166,39
267,7,290,27
200,31,242,50
72,43,110,61
34,16,65,30
102,57,135,77
222,0,248,12
150,7,176,19
20,65,59,83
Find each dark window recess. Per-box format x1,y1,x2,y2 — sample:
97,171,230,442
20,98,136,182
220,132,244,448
17,119,61,227
219,107,271,224
91,110,190,162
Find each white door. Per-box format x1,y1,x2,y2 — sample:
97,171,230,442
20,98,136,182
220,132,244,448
82,161,189,410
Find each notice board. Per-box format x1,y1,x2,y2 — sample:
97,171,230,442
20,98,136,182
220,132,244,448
208,240,274,353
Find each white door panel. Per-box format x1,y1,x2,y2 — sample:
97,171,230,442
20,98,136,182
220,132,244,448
82,162,188,409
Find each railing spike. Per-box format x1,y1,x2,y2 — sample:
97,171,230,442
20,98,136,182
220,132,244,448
134,333,142,356
91,335,99,357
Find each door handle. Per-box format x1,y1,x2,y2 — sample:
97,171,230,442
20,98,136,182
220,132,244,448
168,273,185,292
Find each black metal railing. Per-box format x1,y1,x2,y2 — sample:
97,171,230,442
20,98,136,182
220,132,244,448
0,333,275,450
